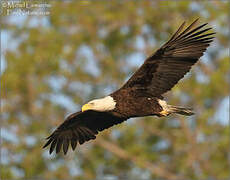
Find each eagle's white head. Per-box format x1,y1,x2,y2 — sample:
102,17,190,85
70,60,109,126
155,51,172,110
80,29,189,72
82,96,116,112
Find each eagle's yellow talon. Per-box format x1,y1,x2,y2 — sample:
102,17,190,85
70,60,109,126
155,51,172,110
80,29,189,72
160,110,169,116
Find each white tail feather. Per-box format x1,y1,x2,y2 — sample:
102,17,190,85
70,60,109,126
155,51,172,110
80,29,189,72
168,105,194,116
158,99,194,116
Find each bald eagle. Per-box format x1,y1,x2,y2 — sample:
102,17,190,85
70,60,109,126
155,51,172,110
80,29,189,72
43,19,215,155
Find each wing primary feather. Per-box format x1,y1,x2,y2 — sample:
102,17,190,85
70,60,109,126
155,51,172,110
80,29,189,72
174,18,200,40
177,34,215,46
180,28,213,42
56,138,63,154
175,23,209,43
71,139,77,151
177,37,214,47
176,36,214,48
43,138,53,148
166,19,200,47
164,21,185,45
63,139,69,155
184,31,215,42
49,139,57,154
46,132,55,140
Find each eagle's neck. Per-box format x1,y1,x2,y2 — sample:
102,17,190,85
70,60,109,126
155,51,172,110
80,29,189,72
99,96,116,111
88,96,116,112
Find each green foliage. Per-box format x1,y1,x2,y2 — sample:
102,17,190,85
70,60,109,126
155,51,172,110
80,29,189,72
2,1,229,180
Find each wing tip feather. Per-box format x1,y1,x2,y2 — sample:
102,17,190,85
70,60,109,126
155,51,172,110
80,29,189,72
43,126,98,155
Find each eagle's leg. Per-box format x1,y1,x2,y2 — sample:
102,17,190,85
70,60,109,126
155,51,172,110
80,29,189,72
158,99,170,116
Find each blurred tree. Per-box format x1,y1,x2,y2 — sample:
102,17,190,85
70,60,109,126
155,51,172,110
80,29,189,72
1,1,229,180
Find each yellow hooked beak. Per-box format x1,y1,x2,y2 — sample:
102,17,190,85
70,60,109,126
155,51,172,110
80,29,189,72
82,103,92,112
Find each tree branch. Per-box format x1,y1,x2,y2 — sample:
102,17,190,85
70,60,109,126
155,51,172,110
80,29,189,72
95,137,185,180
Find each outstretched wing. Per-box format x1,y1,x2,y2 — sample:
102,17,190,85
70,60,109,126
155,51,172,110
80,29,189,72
43,111,126,154
121,19,215,97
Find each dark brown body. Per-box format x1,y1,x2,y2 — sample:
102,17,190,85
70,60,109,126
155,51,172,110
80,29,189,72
110,88,163,118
